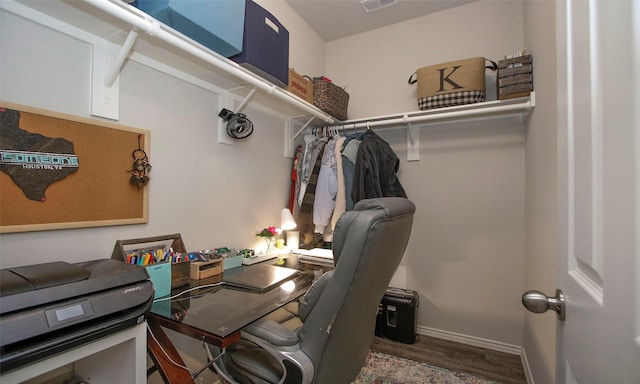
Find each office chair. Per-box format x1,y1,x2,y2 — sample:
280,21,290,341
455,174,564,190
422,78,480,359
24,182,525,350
212,197,415,384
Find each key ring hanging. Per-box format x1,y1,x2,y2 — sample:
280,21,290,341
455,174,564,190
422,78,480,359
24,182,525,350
128,134,151,187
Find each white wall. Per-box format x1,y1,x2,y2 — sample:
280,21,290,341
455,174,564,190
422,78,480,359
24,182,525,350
323,0,527,346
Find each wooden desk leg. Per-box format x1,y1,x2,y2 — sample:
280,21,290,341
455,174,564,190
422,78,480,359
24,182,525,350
147,316,195,384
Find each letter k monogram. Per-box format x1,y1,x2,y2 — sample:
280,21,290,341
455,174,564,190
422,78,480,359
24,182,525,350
437,66,464,91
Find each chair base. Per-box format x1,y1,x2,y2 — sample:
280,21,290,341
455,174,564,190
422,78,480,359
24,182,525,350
209,333,314,384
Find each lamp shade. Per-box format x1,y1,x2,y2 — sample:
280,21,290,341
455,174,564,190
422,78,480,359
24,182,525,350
280,208,296,230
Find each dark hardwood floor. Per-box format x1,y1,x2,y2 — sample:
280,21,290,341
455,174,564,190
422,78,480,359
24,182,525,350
370,335,528,384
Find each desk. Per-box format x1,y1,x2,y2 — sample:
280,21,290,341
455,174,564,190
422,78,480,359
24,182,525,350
147,262,315,384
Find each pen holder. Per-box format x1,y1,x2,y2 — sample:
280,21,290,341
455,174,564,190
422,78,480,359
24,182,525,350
146,263,171,299
112,233,191,288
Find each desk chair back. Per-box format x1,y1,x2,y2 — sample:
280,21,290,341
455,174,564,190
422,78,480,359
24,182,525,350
299,197,415,383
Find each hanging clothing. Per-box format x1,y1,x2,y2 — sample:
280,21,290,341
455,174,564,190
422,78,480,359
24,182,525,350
313,136,339,235
330,136,347,230
296,134,320,207
296,137,328,249
288,144,303,215
341,138,361,211
352,130,407,204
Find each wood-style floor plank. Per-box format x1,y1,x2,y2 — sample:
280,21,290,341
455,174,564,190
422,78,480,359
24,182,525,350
370,335,527,384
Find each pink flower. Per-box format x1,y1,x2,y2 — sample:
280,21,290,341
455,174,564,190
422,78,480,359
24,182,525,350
257,226,281,238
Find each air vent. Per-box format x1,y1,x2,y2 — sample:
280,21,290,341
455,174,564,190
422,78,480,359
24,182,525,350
360,0,399,13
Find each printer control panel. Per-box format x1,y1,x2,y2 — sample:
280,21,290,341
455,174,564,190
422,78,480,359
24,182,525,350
44,300,94,328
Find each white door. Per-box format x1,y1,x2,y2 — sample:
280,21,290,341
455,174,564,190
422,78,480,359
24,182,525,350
556,0,640,383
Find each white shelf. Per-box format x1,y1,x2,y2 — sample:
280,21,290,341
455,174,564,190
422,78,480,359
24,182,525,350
0,323,147,384
330,92,535,130
4,0,334,125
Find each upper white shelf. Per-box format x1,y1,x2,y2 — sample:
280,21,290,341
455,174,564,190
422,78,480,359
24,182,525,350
8,0,335,124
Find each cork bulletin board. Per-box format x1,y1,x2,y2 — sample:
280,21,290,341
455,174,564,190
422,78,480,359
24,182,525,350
0,102,150,233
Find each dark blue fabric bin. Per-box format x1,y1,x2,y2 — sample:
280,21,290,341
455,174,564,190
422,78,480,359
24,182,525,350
230,0,289,87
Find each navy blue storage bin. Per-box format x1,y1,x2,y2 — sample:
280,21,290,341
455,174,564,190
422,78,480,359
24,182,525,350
136,0,245,57
230,0,289,87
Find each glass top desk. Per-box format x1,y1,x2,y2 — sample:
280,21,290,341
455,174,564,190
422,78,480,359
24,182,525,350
146,262,315,384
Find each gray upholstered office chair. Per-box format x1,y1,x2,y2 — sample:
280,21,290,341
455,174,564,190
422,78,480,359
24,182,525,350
212,197,415,384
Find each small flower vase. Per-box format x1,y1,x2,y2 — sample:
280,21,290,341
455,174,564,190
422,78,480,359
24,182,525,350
263,237,274,254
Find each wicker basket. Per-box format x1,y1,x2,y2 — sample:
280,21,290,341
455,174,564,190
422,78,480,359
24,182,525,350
312,79,349,121
497,55,533,100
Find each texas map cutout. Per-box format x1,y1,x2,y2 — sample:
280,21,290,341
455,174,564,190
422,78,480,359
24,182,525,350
0,107,79,202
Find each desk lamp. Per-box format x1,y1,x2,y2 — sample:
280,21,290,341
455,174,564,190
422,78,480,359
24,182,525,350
280,208,298,250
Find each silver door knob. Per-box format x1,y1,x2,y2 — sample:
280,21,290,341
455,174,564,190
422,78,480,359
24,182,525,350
521,289,566,321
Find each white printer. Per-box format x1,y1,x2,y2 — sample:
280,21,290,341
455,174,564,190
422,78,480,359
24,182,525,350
0,259,153,372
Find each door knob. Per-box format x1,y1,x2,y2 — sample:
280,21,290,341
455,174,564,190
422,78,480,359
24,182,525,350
521,289,566,321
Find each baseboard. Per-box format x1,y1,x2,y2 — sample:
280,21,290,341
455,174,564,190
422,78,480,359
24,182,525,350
417,326,533,384
417,326,521,354
519,344,535,384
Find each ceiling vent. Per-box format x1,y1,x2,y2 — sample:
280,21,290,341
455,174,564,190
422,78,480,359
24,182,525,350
360,0,399,13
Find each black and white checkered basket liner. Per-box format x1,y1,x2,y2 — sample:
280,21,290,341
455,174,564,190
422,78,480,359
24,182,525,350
418,90,486,110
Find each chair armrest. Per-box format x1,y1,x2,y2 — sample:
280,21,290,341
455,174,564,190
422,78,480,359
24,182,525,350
243,319,299,347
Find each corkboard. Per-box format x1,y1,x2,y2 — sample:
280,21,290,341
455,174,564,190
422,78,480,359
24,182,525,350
0,102,150,233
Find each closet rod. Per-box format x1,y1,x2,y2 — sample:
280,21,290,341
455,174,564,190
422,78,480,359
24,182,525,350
84,0,334,124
